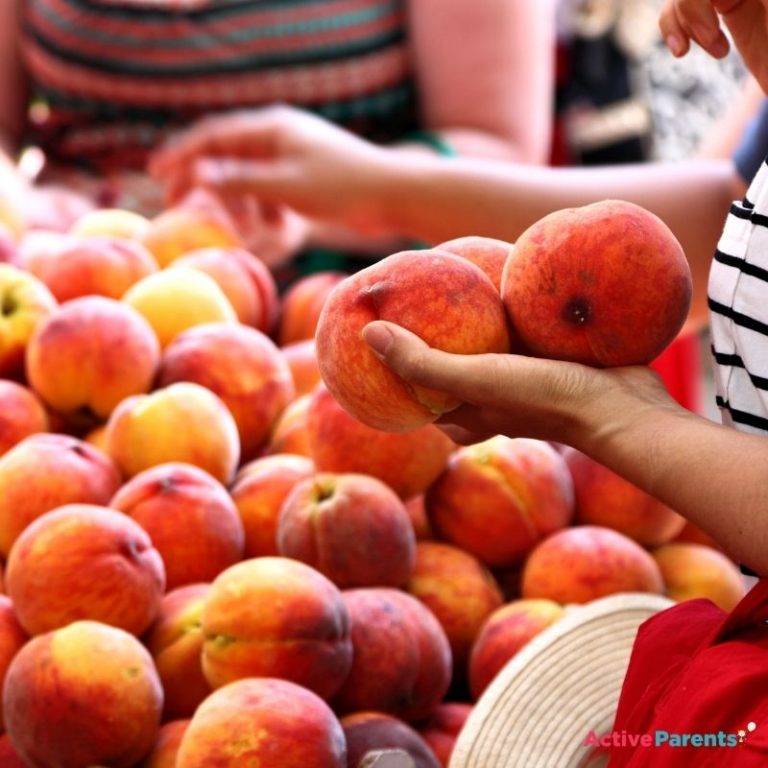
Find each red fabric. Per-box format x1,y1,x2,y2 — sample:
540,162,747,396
650,331,702,413
608,579,768,766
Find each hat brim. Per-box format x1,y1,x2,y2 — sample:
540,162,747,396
449,592,673,768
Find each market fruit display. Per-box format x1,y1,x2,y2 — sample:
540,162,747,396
0,199,737,767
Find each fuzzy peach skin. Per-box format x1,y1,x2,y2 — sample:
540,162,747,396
267,393,313,457
145,584,212,721
0,433,122,558
110,463,245,589
6,503,165,637
139,720,190,768
175,678,346,768
280,339,322,397
70,207,151,239
158,323,295,463
201,557,352,700
563,446,685,547
521,525,665,604
25,295,161,421
3,620,163,767
277,472,416,589
25,235,158,302
652,543,746,612
122,267,238,348
425,437,575,568
467,598,565,700
315,248,511,432
171,246,278,333
307,383,455,500
332,587,452,724
435,235,512,292
0,596,28,732
104,382,241,485
405,541,504,673
405,494,433,540
418,703,474,768
0,380,49,457
0,733,25,766
501,199,692,367
277,270,347,346
0,264,57,380
341,712,441,768
230,453,315,558
140,197,243,268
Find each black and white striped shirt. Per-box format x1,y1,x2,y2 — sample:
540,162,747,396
709,157,768,433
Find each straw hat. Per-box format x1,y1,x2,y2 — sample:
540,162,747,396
449,592,674,768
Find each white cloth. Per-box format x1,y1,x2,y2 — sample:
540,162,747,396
709,157,768,433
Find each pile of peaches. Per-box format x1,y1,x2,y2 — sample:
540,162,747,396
0,195,744,767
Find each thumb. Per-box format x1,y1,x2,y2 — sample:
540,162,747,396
362,320,513,405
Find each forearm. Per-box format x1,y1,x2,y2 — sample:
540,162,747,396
575,384,768,575
375,155,735,325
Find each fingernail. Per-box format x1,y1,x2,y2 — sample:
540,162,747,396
362,322,394,358
665,33,684,56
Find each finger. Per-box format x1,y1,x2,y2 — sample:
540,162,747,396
659,0,692,55
362,320,524,407
192,158,289,203
670,0,731,57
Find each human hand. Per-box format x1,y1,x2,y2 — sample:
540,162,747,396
659,0,768,90
361,320,677,448
150,106,391,235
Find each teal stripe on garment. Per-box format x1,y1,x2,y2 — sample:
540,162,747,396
33,0,402,47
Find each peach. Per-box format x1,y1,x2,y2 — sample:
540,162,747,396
145,584,212,720
281,338,322,396
467,598,565,699
673,520,724,552
6,503,165,636
176,678,346,768
104,381,241,485
110,463,245,589
0,197,24,242
122,267,238,348
307,383,454,499
405,494,433,540
342,712,441,768
0,381,49,456
418,703,473,768
278,270,347,345
3,620,163,767
332,588,452,723
230,453,315,558
425,437,575,567
171,246,278,333
0,225,19,267
140,193,244,268
26,295,161,421
25,235,158,302
521,525,665,604
501,199,692,366
563,447,686,547
158,323,295,462
277,472,416,589
0,733,25,765
84,423,110,452
315,249,511,431
435,235,512,292
0,263,57,379
139,720,190,768
653,543,746,611
0,596,28,732
268,392,313,456
201,557,352,699
405,542,504,672
0,433,121,558
70,207,151,240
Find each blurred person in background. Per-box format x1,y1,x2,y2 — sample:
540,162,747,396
0,0,556,270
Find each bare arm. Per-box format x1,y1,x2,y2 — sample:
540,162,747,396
405,0,555,162
361,323,768,576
